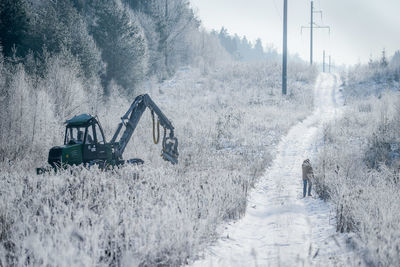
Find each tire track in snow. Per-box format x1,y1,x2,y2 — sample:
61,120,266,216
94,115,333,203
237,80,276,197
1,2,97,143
191,73,356,266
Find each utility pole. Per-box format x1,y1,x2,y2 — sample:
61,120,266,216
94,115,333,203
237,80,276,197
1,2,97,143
164,0,169,74
282,0,288,95
301,1,330,66
323,50,325,72
329,55,331,73
310,1,313,65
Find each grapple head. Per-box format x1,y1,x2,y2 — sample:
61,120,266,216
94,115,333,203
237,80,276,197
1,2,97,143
162,136,179,164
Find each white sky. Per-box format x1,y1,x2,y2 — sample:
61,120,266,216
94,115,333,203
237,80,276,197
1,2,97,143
190,0,400,66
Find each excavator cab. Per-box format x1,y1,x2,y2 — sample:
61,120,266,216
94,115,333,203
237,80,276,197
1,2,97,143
45,114,112,170
64,127,85,144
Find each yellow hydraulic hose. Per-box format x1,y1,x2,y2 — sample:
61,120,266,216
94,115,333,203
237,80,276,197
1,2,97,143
151,110,160,144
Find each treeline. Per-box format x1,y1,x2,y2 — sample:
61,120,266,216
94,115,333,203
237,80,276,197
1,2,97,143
366,49,400,82
343,49,400,100
0,0,228,95
214,27,303,63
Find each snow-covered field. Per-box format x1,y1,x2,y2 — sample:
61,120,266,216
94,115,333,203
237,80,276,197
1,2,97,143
0,64,317,266
191,73,361,266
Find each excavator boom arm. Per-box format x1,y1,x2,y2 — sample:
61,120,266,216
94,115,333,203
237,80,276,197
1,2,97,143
111,94,178,164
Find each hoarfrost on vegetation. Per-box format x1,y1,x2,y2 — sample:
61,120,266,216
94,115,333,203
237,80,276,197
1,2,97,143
314,54,400,266
0,62,316,265
0,0,318,265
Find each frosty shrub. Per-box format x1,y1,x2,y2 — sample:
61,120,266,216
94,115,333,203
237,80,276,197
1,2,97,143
0,50,102,162
342,56,400,102
314,89,400,265
0,63,316,266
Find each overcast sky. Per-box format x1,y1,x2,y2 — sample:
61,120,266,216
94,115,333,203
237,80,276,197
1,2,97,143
190,0,400,66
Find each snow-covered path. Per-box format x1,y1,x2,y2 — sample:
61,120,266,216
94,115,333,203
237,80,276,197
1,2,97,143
192,74,352,266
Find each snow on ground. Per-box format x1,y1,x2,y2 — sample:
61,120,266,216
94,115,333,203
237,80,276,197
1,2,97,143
191,74,359,266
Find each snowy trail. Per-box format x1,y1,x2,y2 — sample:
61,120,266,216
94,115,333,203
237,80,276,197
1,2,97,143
192,73,351,266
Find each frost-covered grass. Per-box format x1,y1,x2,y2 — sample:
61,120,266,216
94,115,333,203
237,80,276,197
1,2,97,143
0,163,250,266
314,86,400,265
341,62,400,102
0,63,316,266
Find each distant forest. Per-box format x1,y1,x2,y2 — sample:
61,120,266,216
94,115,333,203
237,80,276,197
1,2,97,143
0,0,284,97
214,27,280,62
0,0,216,94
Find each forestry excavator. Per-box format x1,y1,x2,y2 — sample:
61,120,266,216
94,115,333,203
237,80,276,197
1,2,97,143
37,94,178,174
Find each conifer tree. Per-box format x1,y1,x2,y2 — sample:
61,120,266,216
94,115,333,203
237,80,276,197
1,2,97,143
33,0,103,79
90,0,147,94
254,39,264,60
0,0,31,57
380,49,388,68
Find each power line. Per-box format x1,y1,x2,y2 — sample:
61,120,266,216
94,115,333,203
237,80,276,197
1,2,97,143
272,0,282,20
301,0,331,65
